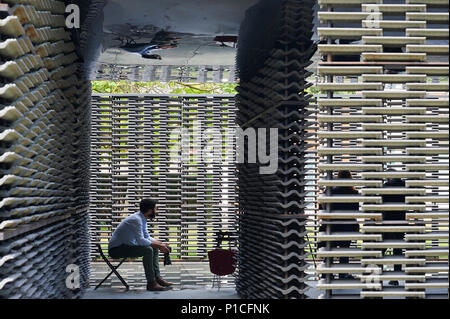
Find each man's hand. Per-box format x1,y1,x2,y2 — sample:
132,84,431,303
151,240,170,254
162,242,171,253
159,244,170,254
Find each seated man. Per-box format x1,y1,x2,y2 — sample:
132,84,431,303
108,199,173,291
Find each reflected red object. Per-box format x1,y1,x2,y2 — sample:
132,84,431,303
208,249,236,276
214,36,238,43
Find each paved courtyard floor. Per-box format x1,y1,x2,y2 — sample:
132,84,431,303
85,262,447,299
86,261,321,299
83,287,240,299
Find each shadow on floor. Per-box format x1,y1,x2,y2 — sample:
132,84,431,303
83,287,240,299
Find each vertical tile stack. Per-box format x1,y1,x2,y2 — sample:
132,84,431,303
89,95,238,271
0,0,91,298
317,0,448,298
235,0,316,298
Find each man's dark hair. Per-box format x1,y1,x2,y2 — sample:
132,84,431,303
140,199,157,213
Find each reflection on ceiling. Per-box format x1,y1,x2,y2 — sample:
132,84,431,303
78,0,320,81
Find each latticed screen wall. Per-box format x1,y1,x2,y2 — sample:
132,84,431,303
90,94,237,260
0,0,91,298
316,0,449,298
91,64,237,83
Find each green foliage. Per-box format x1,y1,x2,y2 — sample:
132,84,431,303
92,81,238,95
306,86,321,95
92,80,325,97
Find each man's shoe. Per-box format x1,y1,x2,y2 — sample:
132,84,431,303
157,276,173,287
146,281,166,291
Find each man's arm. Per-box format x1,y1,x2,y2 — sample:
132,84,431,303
138,218,169,253
128,218,152,247
142,223,156,242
